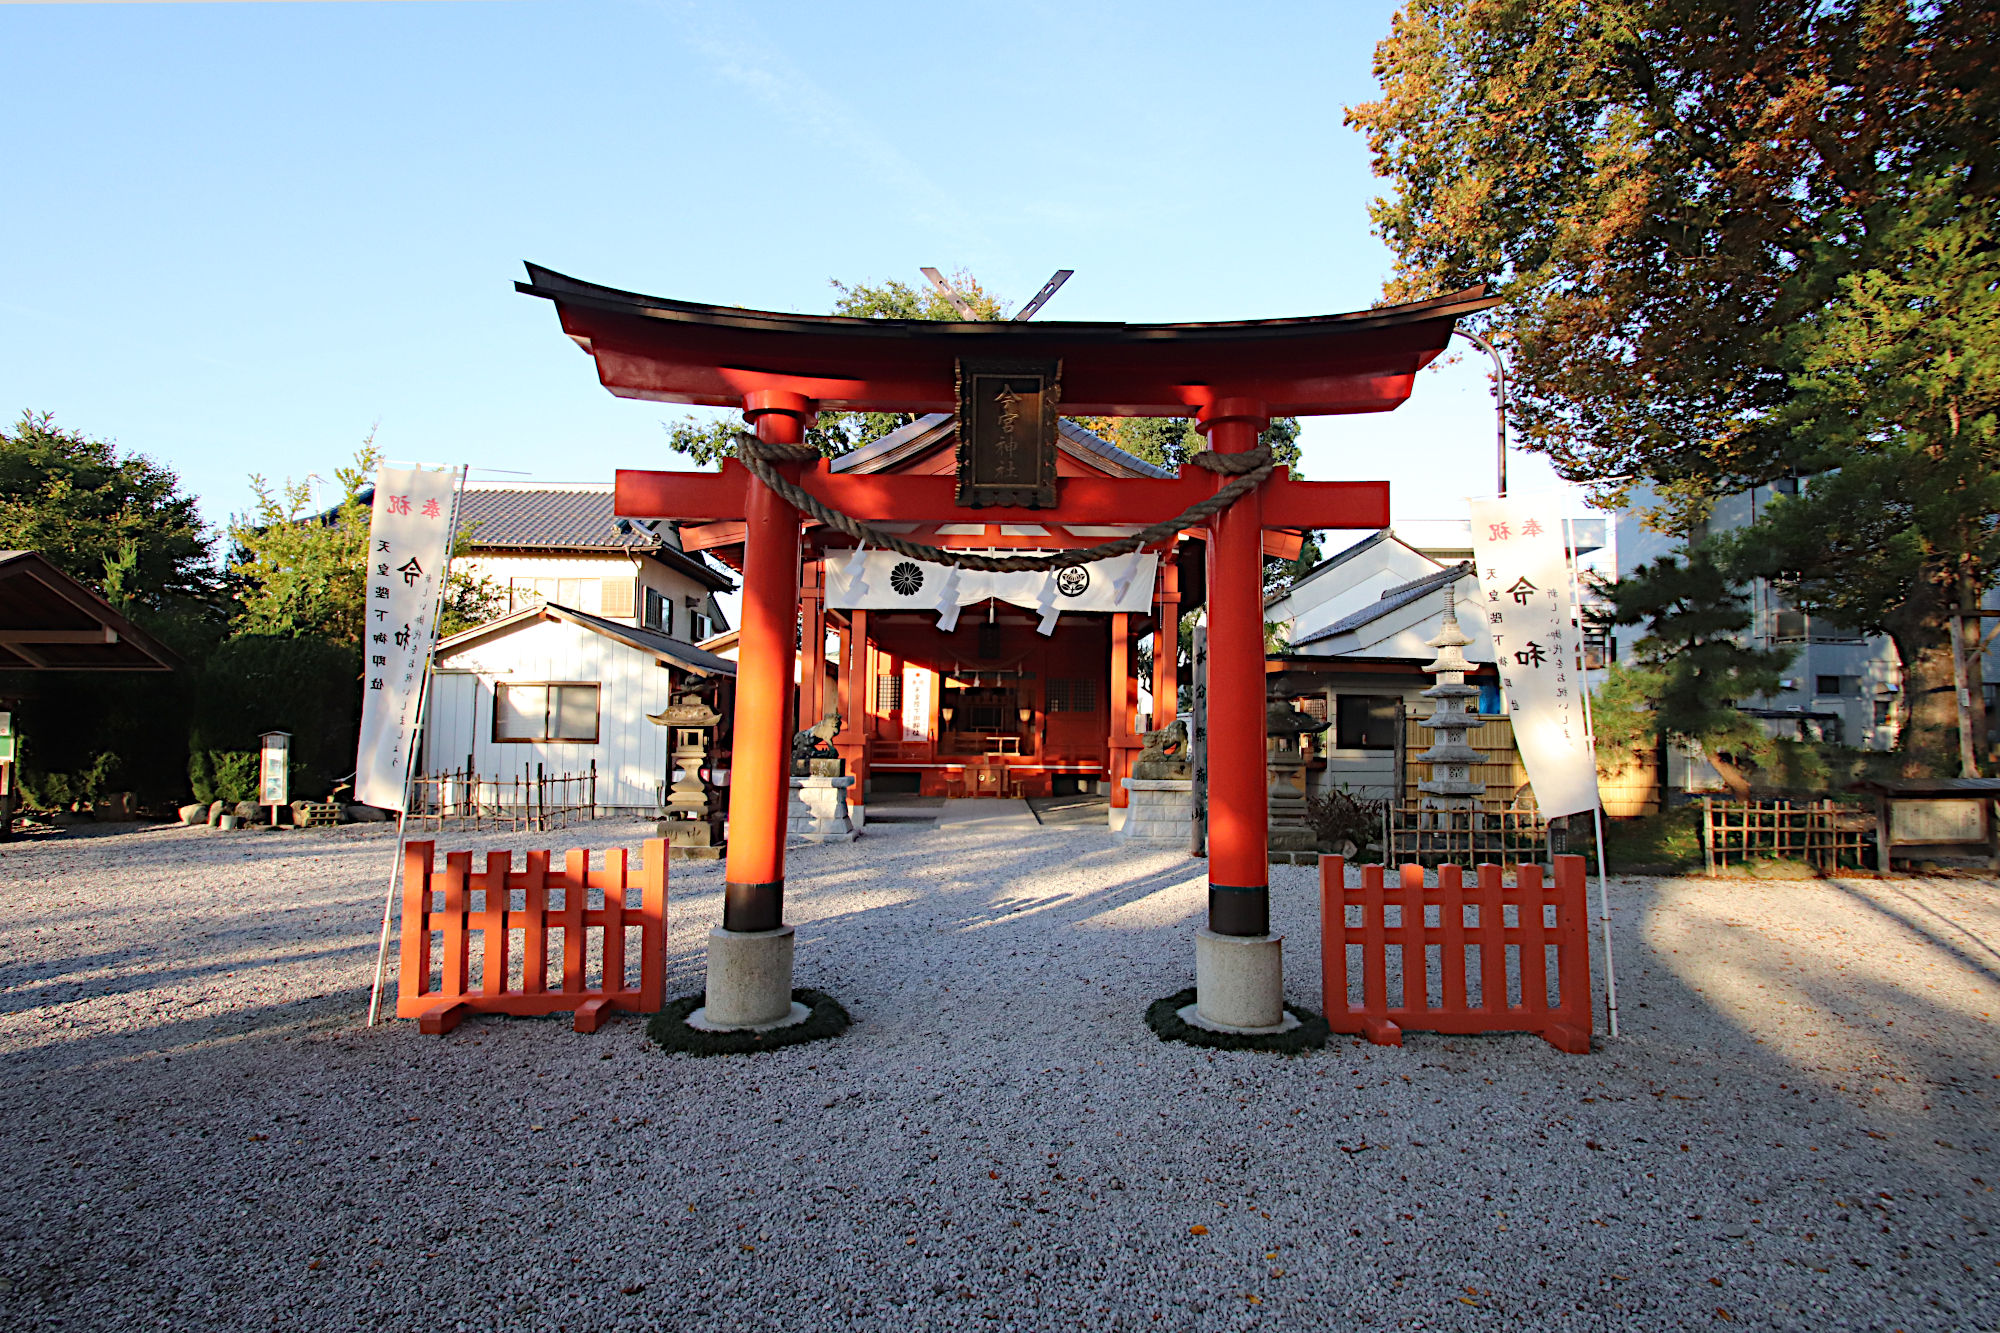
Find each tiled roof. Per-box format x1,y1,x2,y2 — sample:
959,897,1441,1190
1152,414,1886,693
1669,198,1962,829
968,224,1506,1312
1292,561,1473,647
453,484,733,591
456,484,650,552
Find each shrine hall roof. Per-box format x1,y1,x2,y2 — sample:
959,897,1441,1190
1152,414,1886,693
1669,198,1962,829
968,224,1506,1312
829,414,1172,479
518,264,1498,418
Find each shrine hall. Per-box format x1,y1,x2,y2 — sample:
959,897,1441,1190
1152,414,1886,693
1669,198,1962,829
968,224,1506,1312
682,410,1309,811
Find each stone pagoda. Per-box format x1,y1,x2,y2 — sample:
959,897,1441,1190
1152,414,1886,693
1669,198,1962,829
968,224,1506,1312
1415,579,1485,854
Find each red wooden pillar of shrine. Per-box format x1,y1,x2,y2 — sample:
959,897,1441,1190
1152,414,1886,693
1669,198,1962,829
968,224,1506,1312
800,560,826,729
1198,398,1270,936
1109,612,1134,808
834,608,869,794
724,390,813,933
1153,548,1181,726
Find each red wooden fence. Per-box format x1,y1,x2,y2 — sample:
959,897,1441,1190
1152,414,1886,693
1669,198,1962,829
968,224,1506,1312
1318,854,1592,1054
397,839,667,1035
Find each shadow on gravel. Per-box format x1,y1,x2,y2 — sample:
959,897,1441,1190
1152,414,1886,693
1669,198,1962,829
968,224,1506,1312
4,826,1997,1331
1828,878,2000,984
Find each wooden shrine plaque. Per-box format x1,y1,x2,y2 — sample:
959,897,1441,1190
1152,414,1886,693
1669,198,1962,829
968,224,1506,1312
955,358,1060,509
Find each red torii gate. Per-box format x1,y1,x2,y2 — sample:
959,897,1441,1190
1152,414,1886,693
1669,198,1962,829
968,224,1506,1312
520,265,1495,1033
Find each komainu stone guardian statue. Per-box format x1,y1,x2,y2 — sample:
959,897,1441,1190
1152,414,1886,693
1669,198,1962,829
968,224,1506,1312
791,715,844,777
1130,718,1191,780
789,712,857,842
1118,717,1194,845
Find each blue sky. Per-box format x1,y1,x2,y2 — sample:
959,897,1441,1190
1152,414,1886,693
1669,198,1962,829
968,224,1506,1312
1,0,1577,541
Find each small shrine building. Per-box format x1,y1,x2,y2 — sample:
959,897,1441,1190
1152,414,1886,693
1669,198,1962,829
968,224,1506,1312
684,411,1306,812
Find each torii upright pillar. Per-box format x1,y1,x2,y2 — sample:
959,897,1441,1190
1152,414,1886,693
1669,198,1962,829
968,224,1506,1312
701,389,813,1030
1190,398,1285,1032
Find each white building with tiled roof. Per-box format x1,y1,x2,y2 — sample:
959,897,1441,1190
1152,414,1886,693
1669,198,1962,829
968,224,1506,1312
452,481,734,642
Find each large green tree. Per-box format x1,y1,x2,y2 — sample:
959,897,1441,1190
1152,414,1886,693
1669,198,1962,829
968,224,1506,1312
228,440,502,645
1591,547,1796,797
0,411,218,613
0,413,224,808
1350,0,1999,773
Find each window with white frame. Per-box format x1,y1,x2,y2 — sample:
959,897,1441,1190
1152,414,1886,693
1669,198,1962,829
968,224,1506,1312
493,683,600,743
509,577,598,613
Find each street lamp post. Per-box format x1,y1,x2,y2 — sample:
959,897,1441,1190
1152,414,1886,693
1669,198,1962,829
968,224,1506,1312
1455,327,1509,498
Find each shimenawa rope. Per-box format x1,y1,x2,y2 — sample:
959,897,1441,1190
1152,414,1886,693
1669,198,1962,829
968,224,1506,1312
731,431,1274,574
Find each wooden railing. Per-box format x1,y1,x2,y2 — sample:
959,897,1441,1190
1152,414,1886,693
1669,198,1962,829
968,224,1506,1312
408,762,597,832
1319,855,1592,1054
1701,798,1876,872
396,840,666,1034
1385,802,1563,870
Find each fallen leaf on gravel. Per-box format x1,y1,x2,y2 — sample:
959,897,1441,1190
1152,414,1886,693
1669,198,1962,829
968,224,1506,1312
306,1260,322,1271
1716,1309,1732,1321
1244,1295,1262,1305
1458,1298,1479,1307
906,1238,918,1246
621,1284,645,1295
1189,1225,1208,1236
989,1171,999,1179
248,1134,267,1142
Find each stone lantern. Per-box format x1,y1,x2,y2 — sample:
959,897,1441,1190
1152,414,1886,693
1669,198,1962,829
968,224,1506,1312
1266,698,1328,862
1416,580,1485,858
651,694,725,860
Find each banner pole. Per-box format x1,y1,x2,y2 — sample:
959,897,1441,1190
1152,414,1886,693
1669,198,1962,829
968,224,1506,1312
366,464,469,1027
1564,509,1620,1038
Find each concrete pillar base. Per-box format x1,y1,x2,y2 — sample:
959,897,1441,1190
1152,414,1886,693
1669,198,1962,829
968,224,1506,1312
1194,928,1284,1030
1176,1002,1301,1037
686,1000,811,1033
701,925,795,1028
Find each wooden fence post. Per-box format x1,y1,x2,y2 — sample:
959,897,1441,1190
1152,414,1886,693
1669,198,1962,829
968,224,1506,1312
1703,796,1715,875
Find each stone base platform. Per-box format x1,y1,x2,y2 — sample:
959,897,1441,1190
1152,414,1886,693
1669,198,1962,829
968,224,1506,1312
789,775,858,842
1114,777,1192,847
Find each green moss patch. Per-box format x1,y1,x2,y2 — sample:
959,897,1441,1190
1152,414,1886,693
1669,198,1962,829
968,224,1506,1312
646,988,850,1056
1145,987,1329,1055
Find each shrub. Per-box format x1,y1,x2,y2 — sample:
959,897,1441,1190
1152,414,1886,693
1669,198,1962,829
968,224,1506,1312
1304,784,1388,854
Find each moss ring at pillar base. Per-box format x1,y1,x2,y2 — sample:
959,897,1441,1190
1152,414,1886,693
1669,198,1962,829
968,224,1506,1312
646,988,850,1056
1145,987,1329,1054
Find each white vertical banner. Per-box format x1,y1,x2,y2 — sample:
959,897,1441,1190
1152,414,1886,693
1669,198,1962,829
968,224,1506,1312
1469,495,1600,819
354,466,462,811
901,665,931,742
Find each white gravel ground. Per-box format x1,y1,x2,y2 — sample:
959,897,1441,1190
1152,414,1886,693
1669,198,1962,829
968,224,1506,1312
2,813,1996,1332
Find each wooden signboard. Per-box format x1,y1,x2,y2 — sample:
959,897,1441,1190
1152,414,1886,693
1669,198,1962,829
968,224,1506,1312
955,358,1060,509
